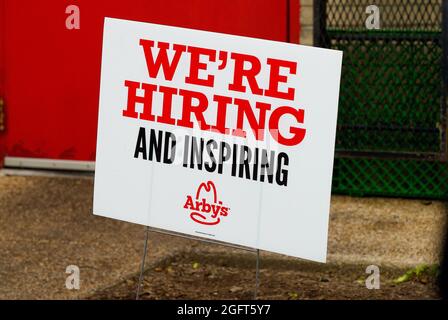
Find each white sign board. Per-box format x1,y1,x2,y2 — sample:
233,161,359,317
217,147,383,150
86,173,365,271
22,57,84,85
94,17,342,262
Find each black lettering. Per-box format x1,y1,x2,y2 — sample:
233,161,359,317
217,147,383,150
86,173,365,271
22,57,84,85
276,152,289,186
238,145,252,179
134,127,147,160
204,139,218,172
163,131,176,164
149,129,163,162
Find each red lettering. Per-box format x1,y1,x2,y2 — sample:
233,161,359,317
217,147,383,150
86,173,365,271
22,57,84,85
228,53,263,95
157,86,178,125
210,95,232,134
265,58,297,100
185,46,216,87
139,39,186,80
177,89,211,130
232,98,271,141
122,77,306,147
122,80,157,121
269,107,306,146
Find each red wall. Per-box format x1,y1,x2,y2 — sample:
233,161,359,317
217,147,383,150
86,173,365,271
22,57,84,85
0,0,300,163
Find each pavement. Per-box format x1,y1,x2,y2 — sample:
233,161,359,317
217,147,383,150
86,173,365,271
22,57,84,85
0,172,445,299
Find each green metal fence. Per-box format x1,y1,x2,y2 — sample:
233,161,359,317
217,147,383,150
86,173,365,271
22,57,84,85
333,158,447,198
314,0,448,199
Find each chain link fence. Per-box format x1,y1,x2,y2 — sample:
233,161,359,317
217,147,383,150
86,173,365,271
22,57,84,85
314,0,448,198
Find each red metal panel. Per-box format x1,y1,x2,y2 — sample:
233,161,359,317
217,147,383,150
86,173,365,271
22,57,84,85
0,0,4,95
0,0,5,166
0,0,300,163
288,0,301,44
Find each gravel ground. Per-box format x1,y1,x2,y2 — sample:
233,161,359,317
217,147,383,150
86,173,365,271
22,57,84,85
0,172,445,299
328,196,446,267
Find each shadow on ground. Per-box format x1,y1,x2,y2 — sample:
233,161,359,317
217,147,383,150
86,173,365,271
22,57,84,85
88,249,440,300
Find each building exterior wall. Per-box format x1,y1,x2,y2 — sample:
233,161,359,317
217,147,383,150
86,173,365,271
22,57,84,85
301,0,314,46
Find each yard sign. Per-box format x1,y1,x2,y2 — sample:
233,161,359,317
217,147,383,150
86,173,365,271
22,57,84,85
94,17,342,262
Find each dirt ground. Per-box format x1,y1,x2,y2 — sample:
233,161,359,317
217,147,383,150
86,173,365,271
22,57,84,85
0,172,446,299
89,250,440,300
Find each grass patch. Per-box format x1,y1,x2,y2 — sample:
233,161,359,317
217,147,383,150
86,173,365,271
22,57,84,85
393,265,439,284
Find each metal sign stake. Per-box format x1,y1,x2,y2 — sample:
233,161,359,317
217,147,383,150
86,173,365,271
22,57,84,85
254,249,260,300
134,225,261,300
136,226,150,300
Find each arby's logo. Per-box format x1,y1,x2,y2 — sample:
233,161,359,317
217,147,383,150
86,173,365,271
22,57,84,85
184,181,230,225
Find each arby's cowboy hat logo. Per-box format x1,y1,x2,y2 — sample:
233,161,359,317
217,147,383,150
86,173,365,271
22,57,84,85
183,181,230,225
